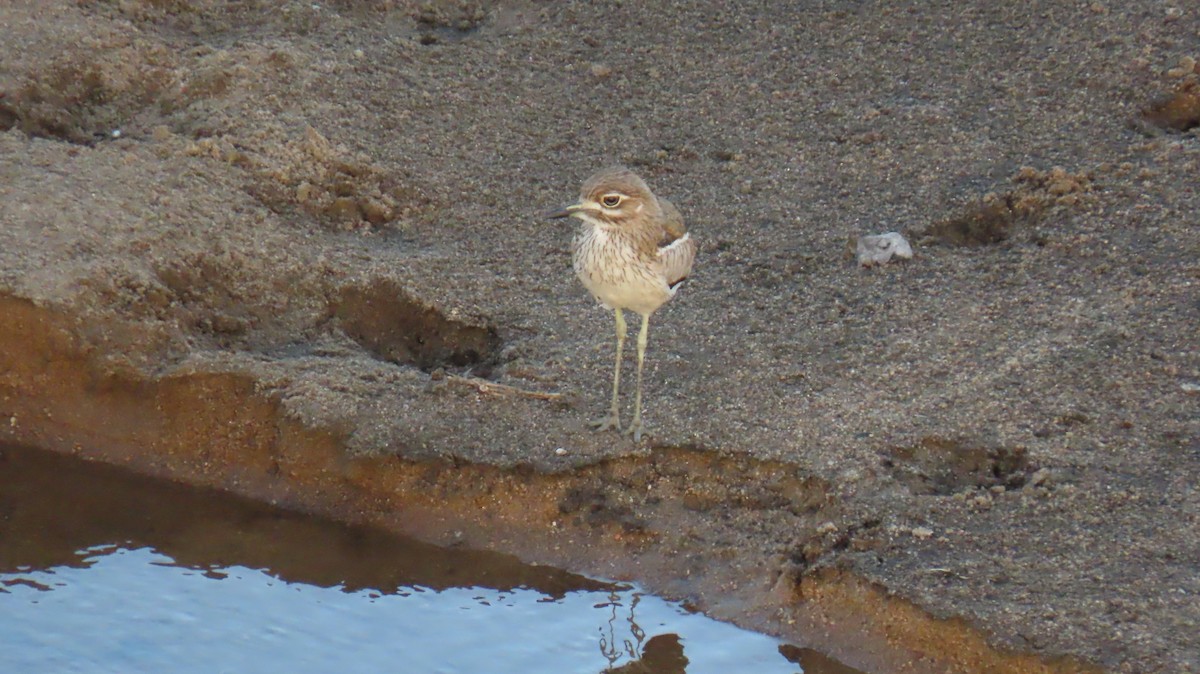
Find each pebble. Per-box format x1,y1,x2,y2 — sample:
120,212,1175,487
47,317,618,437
1166,56,1196,78
326,196,361,223
554,447,568,456
856,232,914,267
360,197,393,225
911,526,934,540
296,181,316,203
1030,468,1054,487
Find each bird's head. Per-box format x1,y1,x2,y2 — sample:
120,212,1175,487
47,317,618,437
547,166,660,228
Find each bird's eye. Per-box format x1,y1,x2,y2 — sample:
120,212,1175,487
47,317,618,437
601,195,622,208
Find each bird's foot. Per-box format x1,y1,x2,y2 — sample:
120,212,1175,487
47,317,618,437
591,411,621,433
624,417,644,443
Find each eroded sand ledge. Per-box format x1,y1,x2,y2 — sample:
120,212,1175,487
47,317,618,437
1,1,1198,672
0,294,1099,674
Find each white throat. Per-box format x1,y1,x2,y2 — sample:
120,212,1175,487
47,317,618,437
573,211,618,230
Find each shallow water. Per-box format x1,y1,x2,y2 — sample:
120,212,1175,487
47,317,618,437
0,445,859,674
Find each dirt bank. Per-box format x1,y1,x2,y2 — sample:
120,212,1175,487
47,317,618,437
1,1,1197,672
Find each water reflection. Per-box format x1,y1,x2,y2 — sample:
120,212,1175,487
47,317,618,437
0,444,861,673
598,591,689,673
0,445,608,598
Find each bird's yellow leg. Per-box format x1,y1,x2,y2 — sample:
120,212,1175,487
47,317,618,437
626,313,650,442
592,308,624,432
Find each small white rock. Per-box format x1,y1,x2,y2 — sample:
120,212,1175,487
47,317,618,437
911,526,934,540
1030,468,1053,486
857,232,913,267
554,447,568,456
1181,382,1200,394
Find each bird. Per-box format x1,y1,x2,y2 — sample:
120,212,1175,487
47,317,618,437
548,167,697,441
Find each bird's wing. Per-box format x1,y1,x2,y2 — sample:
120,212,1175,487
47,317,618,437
653,197,695,286
657,198,687,241
658,231,697,287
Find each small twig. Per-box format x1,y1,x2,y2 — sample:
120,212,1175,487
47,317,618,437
446,375,563,401
926,567,966,579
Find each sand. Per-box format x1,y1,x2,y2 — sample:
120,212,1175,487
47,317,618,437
1,1,1198,672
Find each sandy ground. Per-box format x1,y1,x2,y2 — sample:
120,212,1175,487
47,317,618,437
1,1,1198,672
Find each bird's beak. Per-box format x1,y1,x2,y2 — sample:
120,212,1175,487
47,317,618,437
546,203,583,220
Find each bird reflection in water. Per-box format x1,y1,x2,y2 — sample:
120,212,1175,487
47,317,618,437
597,590,689,673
